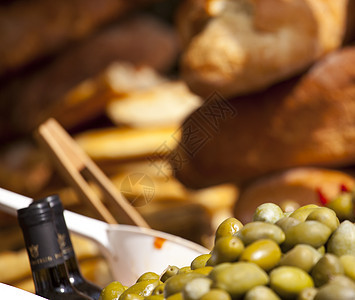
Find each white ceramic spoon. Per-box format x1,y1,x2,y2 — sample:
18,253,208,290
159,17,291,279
0,187,209,286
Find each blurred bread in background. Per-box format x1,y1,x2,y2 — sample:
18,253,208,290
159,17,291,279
106,80,202,128
177,0,349,97
0,13,180,141
0,0,159,77
172,46,355,189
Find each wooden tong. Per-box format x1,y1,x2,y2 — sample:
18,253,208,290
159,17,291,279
36,118,150,228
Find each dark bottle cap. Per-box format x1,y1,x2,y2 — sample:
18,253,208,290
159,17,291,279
34,194,75,259
17,201,53,227
36,194,64,215
17,200,65,271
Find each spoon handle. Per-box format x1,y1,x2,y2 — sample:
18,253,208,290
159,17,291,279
0,187,32,215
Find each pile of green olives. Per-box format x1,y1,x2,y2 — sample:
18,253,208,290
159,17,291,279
99,203,355,300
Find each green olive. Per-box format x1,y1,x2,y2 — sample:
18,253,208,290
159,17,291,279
182,277,212,300
340,255,355,281
193,266,213,276
178,266,192,274
278,244,322,272
161,266,179,283
144,296,164,300
328,274,355,289
327,220,355,256
283,221,332,250
199,289,231,300
191,254,211,270
215,217,243,242
119,294,144,300
165,292,183,300
297,287,318,300
119,280,159,299
314,282,355,300
244,285,281,300
136,272,160,283
270,266,314,299
311,254,344,287
317,246,325,255
283,211,293,218
207,236,244,266
152,283,165,296
99,281,126,300
164,272,204,298
289,205,319,222
306,207,339,232
236,221,285,245
209,262,269,299
326,192,353,221
276,216,301,232
239,239,281,271
253,203,284,224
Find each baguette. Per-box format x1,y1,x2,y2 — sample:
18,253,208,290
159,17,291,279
172,46,355,189
177,0,349,97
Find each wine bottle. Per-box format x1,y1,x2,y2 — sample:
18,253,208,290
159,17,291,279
17,200,93,300
37,195,102,300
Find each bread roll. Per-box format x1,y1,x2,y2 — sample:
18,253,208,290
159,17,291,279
234,167,355,224
177,0,349,97
171,46,355,189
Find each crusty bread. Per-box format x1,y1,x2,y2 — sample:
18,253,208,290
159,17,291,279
43,62,167,130
171,46,355,189
343,0,355,44
106,80,202,128
0,0,158,76
75,126,180,161
0,15,179,140
177,0,349,98
234,167,355,224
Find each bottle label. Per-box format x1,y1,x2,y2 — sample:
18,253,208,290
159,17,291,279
55,215,75,260
23,222,65,271
57,232,75,259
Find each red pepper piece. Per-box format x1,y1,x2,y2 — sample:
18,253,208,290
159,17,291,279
316,187,328,206
340,184,349,193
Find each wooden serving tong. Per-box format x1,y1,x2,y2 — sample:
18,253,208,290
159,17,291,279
36,118,150,228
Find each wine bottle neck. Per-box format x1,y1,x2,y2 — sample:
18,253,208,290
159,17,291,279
33,263,72,292
65,256,84,279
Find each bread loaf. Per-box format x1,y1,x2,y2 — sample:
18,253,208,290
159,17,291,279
0,14,179,141
171,46,355,189
177,0,349,98
0,0,158,76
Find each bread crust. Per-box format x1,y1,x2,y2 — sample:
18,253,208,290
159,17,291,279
172,46,355,189
0,0,157,76
178,0,348,97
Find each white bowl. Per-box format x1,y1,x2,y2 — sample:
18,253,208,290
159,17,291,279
0,283,47,299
